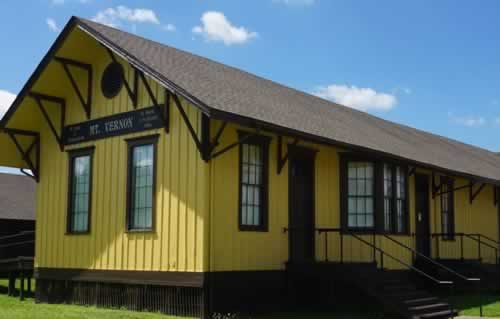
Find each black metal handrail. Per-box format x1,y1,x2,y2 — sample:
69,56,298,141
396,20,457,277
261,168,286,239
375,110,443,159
384,234,479,282
478,234,500,247
389,234,484,317
431,233,499,265
315,228,453,286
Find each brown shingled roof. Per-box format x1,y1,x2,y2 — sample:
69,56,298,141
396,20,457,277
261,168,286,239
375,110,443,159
0,173,35,221
3,16,500,184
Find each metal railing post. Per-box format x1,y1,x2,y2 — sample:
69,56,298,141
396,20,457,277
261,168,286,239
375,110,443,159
324,231,328,262
478,234,482,262
340,232,344,264
461,234,464,261
479,279,483,317
436,235,440,259
380,250,384,270
372,231,376,264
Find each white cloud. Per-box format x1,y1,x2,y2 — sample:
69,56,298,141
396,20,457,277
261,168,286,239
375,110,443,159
192,11,257,46
163,23,176,32
0,90,16,121
313,84,397,112
92,6,160,27
51,0,89,5
46,18,59,32
273,0,315,6
448,112,486,127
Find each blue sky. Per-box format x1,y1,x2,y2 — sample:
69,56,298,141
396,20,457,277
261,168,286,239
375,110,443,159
1,0,500,174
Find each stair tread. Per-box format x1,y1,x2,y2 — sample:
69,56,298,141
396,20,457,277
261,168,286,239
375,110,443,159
409,303,450,311
404,297,439,305
418,309,457,319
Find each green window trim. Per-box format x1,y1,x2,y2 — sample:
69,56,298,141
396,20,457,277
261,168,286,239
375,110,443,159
238,132,271,232
340,154,410,234
126,134,159,232
66,146,95,235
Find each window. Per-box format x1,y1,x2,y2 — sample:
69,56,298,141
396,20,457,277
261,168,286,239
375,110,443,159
441,177,455,240
67,147,94,234
395,166,407,233
347,161,375,228
126,135,158,231
239,133,270,231
342,155,409,233
383,164,393,232
383,164,408,233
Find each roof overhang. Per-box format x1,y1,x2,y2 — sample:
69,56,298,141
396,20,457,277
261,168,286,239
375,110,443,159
2,16,500,187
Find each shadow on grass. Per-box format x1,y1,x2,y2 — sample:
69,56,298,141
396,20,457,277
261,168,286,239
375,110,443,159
442,293,500,317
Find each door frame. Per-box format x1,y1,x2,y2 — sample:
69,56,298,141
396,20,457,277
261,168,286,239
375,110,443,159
414,173,431,257
287,145,317,262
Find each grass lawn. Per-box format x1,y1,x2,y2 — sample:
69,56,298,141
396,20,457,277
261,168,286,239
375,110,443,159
0,280,185,319
0,278,499,318
446,294,500,318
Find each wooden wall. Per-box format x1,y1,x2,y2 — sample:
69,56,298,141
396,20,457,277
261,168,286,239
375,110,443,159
26,29,208,272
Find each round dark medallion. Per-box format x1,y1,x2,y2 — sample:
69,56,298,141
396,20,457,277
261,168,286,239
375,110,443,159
101,62,124,99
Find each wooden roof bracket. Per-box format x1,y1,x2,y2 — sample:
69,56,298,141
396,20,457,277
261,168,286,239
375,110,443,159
29,92,65,151
106,48,138,108
408,166,416,177
435,183,470,197
3,128,40,182
137,70,171,134
208,127,261,161
208,121,228,155
470,181,485,204
172,93,206,161
277,136,299,174
162,89,170,133
431,172,444,199
54,56,92,119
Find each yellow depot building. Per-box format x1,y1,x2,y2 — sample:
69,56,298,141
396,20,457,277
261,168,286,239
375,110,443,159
0,16,499,319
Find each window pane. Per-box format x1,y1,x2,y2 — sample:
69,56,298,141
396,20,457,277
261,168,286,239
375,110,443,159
240,141,266,228
130,144,154,229
70,154,91,232
346,161,374,228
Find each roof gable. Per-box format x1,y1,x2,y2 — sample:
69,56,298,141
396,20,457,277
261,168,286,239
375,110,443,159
3,16,500,184
76,18,500,183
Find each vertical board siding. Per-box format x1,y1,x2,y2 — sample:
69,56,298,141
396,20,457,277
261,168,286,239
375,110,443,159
433,178,499,263
34,33,207,273
210,125,499,271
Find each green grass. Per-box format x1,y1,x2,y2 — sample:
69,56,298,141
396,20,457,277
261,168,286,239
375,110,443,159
0,296,184,319
0,279,499,318
0,280,185,319
446,293,500,318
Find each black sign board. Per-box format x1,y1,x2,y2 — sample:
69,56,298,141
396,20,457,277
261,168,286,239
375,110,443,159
63,106,164,145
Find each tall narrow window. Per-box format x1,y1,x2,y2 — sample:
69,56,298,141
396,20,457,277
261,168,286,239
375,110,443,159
383,164,393,232
67,147,94,234
239,134,270,231
395,166,407,233
441,177,455,239
382,164,408,234
126,135,158,231
347,161,375,229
